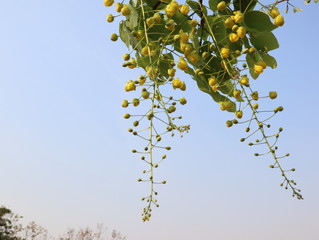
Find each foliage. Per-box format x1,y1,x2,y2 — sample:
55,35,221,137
104,0,317,221
58,224,126,240
0,207,23,240
0,206,125,240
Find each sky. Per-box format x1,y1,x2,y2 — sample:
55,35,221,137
1,1,319,239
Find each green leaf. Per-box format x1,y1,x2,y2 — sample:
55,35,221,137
206,56,222,75
136,55,156,69
185,68,209,92
126,4,139,29
171,12,192,32
243,11,277,33
144,0,166,9
137,54,172,79
208,0,220,12
119,21,132,48
241,36,251,49
250,31,279,52
158,58,173,79
197,16,217,41
190,32,200,50
173,41,184,54
148,21,170,42
186,0,208,16
227,100,237,112
185,68,236,111
260,53,277,69
223,81,244,102
119,21,143,51
218,80,234,96
246,52,260,79
207,16,227,44
129,0,137,7
233,0,257,12
229,39,243,52
209,0,231,12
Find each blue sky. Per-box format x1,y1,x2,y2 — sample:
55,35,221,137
1,1,319,239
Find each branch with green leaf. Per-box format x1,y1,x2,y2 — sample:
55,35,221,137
104,0,316,220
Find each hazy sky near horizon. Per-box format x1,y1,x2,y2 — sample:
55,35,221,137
1,1,319,240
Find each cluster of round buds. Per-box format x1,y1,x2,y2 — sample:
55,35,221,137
165,0,180,17
104,0,304,218
208,76,218,92
122,58,137,69
175,30,199,63
172,78,186,91
268,7,285,26
124,80,136,92
224,10,247,43
146,13,162,27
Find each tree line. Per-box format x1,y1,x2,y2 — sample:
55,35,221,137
0,206,126,240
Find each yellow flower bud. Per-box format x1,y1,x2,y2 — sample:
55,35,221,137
177,57,188,71
165,19,175,31
233,89,241,99
121,5,131,16
235,110,243,119
168,68,176,77
256,60,267,69
234,11,244,23
208,76,217,86
106,14,114,23
141,46,150,56
229,33,239,42
104,0,114,7
217,1,227,11
269,7,280,19
180,5,190,15
274,14,284,26
254,64,264,74
237,26,246,38
180,81,186,91
146,17,155,27
179,30,189,44
172,78,182,89
224,17,234,28
110,33,118,41
188,51,199,63
240,76,249,86
115,3,123,12
153,13,162,23
221,47,229,58
138,75,146,85
124,80,136,91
